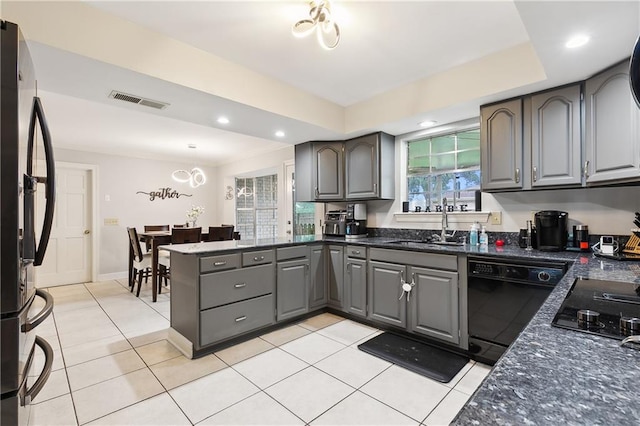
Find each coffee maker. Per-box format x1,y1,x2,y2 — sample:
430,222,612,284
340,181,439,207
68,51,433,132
345,203,367,239
535,210,568,251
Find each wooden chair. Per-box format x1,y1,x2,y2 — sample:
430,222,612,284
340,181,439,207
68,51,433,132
173,224,186,228
127,227,169,297
143,225,169,251
208,225,234,241
172,227,202,244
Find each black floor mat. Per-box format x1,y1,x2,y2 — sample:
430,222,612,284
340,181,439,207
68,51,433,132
358,332,469,383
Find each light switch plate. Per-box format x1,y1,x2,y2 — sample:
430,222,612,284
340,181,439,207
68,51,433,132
490,211,502,225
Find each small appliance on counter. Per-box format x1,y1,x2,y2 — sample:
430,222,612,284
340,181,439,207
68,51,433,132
345,203,367,239
535,210,568,251
323,210,346,236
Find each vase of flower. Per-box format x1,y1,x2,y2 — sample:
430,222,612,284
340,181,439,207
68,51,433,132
186,205,204,228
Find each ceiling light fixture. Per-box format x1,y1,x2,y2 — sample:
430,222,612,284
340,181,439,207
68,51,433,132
172,144,207,188
565,34,590,49
217,116,229,124
292,1,340,50
419,120,437,128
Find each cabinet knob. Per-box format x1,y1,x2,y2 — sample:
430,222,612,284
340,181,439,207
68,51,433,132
532,166,537,182
253,256,264,261
583,161,590,179
235,315,247,322
213,261,227,266
351,250,361,255
315,187,319,198
515,168,521,183
234,283,246,289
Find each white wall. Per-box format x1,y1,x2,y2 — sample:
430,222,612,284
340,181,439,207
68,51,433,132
366,136,640,235
54,148,217,278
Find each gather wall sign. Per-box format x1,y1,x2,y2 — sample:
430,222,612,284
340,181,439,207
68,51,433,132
136,187,192,201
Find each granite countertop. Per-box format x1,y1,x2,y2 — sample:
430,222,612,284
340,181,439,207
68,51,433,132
163,234,640,423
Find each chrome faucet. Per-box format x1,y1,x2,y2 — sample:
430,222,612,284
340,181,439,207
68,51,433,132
439,197,456,242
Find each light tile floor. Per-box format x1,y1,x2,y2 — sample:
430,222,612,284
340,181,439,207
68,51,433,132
28,279,491,425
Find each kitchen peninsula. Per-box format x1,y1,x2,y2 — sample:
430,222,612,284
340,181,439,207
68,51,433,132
162,236,640,424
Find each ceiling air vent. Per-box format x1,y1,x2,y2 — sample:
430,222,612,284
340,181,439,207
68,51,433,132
108,90,169,110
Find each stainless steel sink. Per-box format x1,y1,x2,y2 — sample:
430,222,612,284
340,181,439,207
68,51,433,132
387,240,464,247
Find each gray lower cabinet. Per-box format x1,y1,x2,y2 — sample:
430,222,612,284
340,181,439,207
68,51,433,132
327,245,344,309
170,250,275,353
345,257,367,317
585,60,640,184
368,261,406,327
409,266,459,345
276,258,309,321
309,245,327,309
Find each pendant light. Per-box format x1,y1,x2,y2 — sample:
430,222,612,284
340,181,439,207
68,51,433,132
172,144,206,188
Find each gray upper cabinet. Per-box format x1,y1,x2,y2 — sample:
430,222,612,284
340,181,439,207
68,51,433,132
481,98,523,191
345,132,395,200
367,261,406,328
409,266,459,344
585,60,640,184
327,245,344,309
530,84,582,187
294,141,343,201
309,245,327,309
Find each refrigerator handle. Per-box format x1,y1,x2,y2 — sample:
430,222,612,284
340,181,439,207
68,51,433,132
27,97,55,267
22,289,54,332
22,336,53,405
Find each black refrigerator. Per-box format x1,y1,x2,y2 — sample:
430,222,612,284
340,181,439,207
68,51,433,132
1,21,56,425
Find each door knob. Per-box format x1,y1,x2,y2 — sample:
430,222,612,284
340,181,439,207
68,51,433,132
84,230,90,235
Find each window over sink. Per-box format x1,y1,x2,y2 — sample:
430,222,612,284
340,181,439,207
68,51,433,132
407,127,480,212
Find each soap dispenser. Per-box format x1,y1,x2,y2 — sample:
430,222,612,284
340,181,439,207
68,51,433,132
469,223,479,246
479,226,488,247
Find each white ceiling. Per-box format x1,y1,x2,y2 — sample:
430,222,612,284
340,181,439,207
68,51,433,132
9,1,640,166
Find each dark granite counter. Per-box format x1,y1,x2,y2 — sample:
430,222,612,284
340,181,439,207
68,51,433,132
164,234,640,423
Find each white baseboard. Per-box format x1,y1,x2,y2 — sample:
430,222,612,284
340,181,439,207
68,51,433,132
97,271,128,282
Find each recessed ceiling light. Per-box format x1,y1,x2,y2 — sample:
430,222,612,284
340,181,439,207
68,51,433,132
217,116,230,124
419,120,437,128
275,130,286,138
565,34,589,49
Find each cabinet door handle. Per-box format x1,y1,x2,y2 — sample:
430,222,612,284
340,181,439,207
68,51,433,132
235,316,247,322
213,261,227,266
583,161,590,179
515,168,520,183
346,263,351,274
253,256,264,261
351,250,361,255
532,166,537,182
373,183,377,194
234,283,246,289
315,187,319,198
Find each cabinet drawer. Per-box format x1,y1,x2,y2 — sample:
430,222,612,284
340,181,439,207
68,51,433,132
200,264,274,310
242,249,274,266
200,294,274,346
276,245,308,261
346,245,366,259
369,248,457,271
200,253,241,273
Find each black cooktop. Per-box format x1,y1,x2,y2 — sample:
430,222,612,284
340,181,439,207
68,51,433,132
551,278,640,339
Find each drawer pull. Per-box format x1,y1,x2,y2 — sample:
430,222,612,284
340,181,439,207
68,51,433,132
253,256,265,261
234,283,246,289
213,261,227,266
235,315,247,322
351,250,361,255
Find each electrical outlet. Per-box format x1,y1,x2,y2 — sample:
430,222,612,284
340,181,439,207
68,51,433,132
104,218,119,226
491,211,502,225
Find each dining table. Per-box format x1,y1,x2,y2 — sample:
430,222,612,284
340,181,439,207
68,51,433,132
129,230,209,302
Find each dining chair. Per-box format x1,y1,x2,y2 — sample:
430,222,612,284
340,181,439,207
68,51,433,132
207,225,234,241
173,224,186,228
172,227,202,244
143,224,169,251
127,227,170,297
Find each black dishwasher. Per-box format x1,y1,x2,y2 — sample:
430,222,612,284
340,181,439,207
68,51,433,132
467,256,567,364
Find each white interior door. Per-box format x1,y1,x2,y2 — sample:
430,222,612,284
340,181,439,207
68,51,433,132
36,165,92,287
